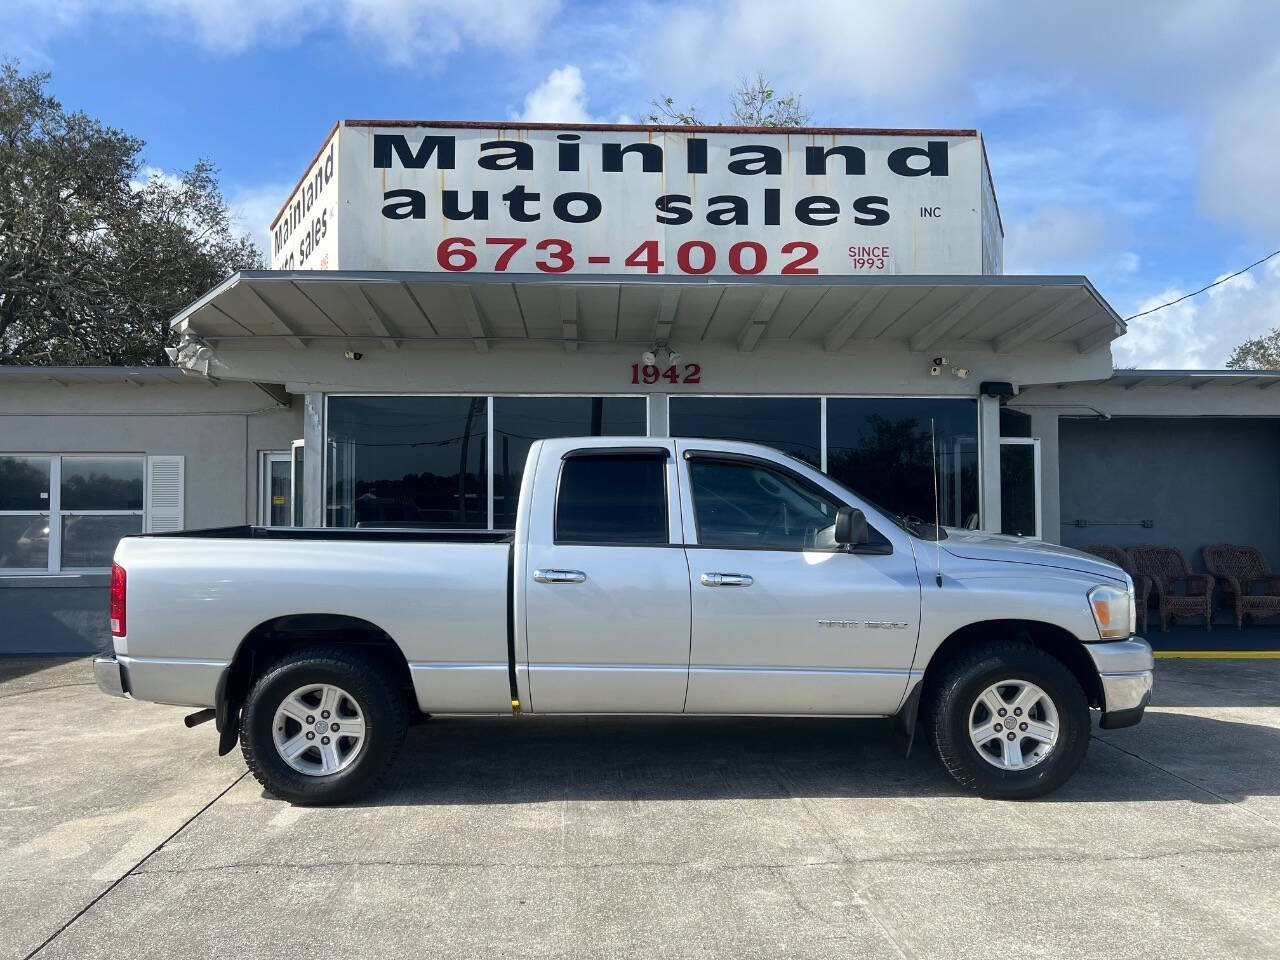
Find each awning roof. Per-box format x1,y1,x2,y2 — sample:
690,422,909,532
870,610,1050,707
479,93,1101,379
1099,369,1280,390
172,271,1125,355
0,365,193,386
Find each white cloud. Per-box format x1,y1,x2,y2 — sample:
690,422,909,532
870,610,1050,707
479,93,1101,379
228,180,295,259
1114,259,1280,368
513,65,595,123
7,0,560,64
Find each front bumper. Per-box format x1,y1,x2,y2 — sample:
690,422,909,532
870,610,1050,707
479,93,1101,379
93,655,129,698
1085,637,1155,729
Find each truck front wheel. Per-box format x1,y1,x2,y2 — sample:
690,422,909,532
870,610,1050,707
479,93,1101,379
240,646,407,804
928,642,1090,800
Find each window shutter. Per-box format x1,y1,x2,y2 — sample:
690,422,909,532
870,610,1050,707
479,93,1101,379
145,455,185,532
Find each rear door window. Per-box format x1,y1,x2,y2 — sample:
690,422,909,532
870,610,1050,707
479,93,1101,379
555,453,668,545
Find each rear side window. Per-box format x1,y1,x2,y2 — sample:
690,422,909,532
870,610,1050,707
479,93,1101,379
555,453,668,544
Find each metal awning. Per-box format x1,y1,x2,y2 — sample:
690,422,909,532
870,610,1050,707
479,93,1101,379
172,271,1125,355
1023,369,1280,391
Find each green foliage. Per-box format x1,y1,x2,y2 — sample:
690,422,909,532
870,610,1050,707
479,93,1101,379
646,71,811,127
0,61,261,365
1226,329,1280,369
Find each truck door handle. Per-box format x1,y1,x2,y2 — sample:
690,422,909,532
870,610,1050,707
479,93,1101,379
533,568,587,584
700,572,754,587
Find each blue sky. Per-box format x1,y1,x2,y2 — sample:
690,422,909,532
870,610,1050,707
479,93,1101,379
5,0,1279,368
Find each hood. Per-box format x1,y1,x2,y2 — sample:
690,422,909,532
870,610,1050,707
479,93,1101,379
940,529,1127,582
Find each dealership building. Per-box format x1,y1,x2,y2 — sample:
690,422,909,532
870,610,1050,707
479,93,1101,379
4,120,1279,655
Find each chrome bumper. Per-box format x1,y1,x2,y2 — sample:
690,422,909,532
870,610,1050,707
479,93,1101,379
93,655,129,698
1085,637,1154,729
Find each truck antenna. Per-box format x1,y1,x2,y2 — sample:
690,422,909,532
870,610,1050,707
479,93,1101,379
931,418,942,588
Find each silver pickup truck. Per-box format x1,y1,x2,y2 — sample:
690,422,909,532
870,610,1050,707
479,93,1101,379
96,437,1153,803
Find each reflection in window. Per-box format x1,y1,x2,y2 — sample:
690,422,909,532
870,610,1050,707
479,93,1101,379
61,457,144,510
61,515,144,568
689,458,838,551
0,455,50,510
669,397,822,466
326,396,488,528
493,397,645,528
826,398,979,527
0,514,49,569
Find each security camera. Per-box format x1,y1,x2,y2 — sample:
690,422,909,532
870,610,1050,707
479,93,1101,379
930,365,941,376
641,350,657,365
193,346,214,363
953,367,970,379
932,356,948,367
344,350,363,361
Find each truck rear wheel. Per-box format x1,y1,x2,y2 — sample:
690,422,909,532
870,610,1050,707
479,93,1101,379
240,646,407,804
928,641,1090,800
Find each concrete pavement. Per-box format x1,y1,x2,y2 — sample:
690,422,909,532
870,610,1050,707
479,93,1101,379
3,657,1280,959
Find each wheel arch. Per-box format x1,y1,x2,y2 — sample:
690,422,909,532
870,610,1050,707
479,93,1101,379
919,619,1104,712
215,613,415,755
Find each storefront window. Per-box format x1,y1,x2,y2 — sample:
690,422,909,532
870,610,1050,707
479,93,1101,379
0,454,144,571
326,396,488,527
669,397,822,466
826,398,979,527
493,397,645,528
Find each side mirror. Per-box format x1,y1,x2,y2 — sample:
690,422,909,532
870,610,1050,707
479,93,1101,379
834,506,869,546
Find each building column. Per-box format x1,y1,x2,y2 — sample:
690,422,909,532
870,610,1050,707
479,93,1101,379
979,394,1001,533
648,394,669,437
302,392,324,527
1030,410,1061,543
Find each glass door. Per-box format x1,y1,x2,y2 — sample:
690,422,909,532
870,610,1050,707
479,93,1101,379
999,438,1041,538
290,440,304,526
259,451,293,526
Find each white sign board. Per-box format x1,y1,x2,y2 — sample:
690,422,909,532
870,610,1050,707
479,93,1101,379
270,122,1002,276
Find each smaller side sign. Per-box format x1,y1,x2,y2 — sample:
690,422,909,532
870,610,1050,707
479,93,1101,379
270,130,340,270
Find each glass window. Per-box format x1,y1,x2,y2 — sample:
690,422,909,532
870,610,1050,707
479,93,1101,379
61,457,144,510
0,456,51,510
669,397,822,467
493,397,646,529
555,453,668,544
826,398,979,527
61,515,144,568
0,515,49,569
1000,442,1038,538
326,396,488,528
688,457,840,551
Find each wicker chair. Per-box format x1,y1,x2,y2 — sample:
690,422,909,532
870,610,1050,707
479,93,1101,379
1202,544,1280,630
1126,545,1214,632
1081,544,1150,634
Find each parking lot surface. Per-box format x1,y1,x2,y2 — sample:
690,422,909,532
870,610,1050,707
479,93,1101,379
3,655,1280,959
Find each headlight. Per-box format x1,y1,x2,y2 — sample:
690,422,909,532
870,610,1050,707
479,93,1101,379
1089,583,1133,639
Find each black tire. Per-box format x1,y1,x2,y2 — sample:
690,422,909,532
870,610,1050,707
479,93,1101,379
928,641,1090,800
240,645,408,804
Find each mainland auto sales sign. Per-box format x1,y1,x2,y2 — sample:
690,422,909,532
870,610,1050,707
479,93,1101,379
269,121,1003,277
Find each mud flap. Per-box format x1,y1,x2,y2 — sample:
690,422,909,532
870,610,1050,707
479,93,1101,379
892,681,923,757
213,669,240,756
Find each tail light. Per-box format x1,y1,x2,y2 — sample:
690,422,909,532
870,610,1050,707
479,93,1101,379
110,563,126,637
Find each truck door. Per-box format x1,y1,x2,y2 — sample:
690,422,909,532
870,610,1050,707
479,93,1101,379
522,444,691,713
677,446,921,716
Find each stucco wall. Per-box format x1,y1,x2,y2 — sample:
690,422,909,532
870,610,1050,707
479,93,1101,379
1058,417,1280,570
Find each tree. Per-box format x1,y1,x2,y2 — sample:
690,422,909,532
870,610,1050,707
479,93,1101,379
646,71,811,127
1226,329,1280,369
0,62,261,366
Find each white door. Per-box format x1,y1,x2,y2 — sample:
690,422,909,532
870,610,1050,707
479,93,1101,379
677,446,922,716
523,445,692,713
259,452,292,526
